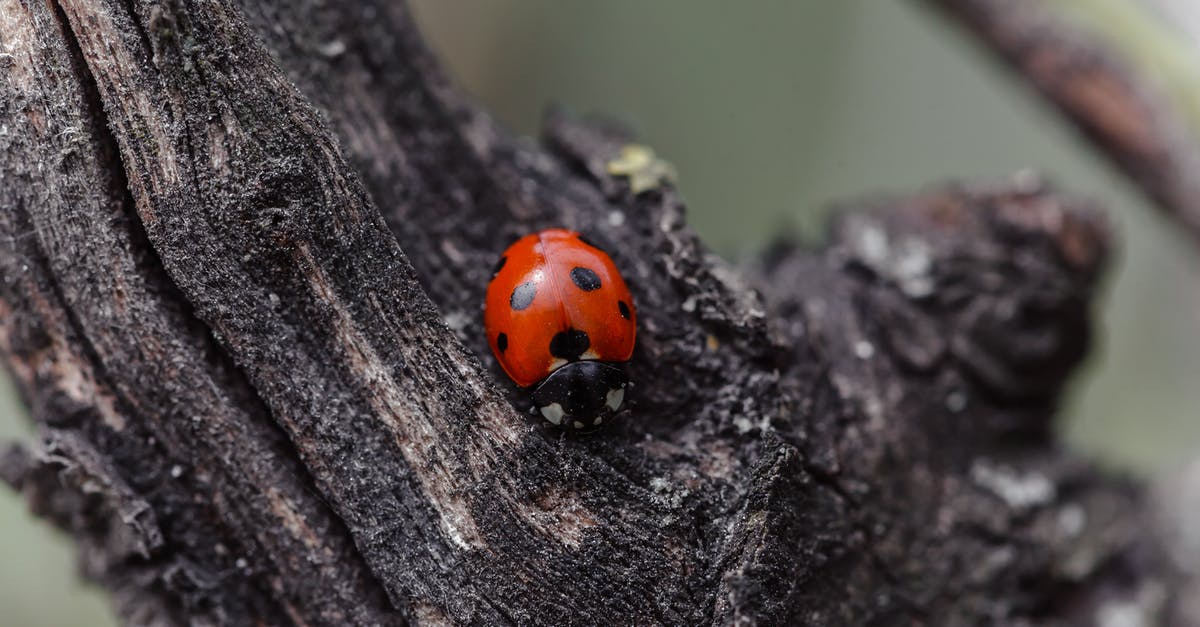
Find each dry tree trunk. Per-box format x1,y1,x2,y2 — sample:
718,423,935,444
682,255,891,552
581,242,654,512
0,0,1193,624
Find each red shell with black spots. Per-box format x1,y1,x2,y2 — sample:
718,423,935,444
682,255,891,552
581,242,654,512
484,228,636,388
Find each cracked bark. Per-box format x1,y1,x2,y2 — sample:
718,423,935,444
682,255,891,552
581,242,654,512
0,0,1193,625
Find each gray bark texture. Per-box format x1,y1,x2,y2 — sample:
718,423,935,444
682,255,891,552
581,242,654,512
0,0,1196,625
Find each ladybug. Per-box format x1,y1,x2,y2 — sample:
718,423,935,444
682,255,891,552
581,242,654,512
484,228,636,429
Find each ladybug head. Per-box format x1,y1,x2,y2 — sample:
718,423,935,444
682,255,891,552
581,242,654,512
530,361,628,430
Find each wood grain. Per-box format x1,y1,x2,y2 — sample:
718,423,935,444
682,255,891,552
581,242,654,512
0,0,1190,624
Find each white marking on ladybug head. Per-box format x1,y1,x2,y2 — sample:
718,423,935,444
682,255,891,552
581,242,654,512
548,358,567,373
606,387,625,412
581,349,600,361
540,403,565,425
593,415,603,426
573,420,584,429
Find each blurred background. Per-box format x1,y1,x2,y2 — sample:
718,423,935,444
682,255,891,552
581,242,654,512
3,2,1198,624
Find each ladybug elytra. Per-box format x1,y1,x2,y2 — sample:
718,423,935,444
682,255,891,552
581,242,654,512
484,228,636,429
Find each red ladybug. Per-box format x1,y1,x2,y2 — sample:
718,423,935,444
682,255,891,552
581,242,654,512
484,228,636,428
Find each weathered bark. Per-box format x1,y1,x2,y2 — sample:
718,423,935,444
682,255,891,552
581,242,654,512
0,0,1191,625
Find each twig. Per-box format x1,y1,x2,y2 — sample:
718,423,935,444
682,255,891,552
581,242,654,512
925,0,1200,247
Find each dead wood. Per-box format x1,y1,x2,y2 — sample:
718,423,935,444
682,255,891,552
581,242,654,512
0,0,1192,624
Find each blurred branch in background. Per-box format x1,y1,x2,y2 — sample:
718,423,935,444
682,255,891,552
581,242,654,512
1062,0,1200,127
926,0,1200,248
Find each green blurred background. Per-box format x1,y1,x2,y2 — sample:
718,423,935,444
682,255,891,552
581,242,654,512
3,2,1198,624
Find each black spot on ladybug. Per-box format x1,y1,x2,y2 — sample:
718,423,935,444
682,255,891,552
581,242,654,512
491,255,506,278
549,328,590,360
577,233,605,252
510,281,536,310
570,267,601,291
618,300,631,320
497,332,508,353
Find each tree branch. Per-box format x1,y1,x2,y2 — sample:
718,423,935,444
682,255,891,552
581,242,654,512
923,0,1200,248
0,0,1191,624
0,0,395,622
